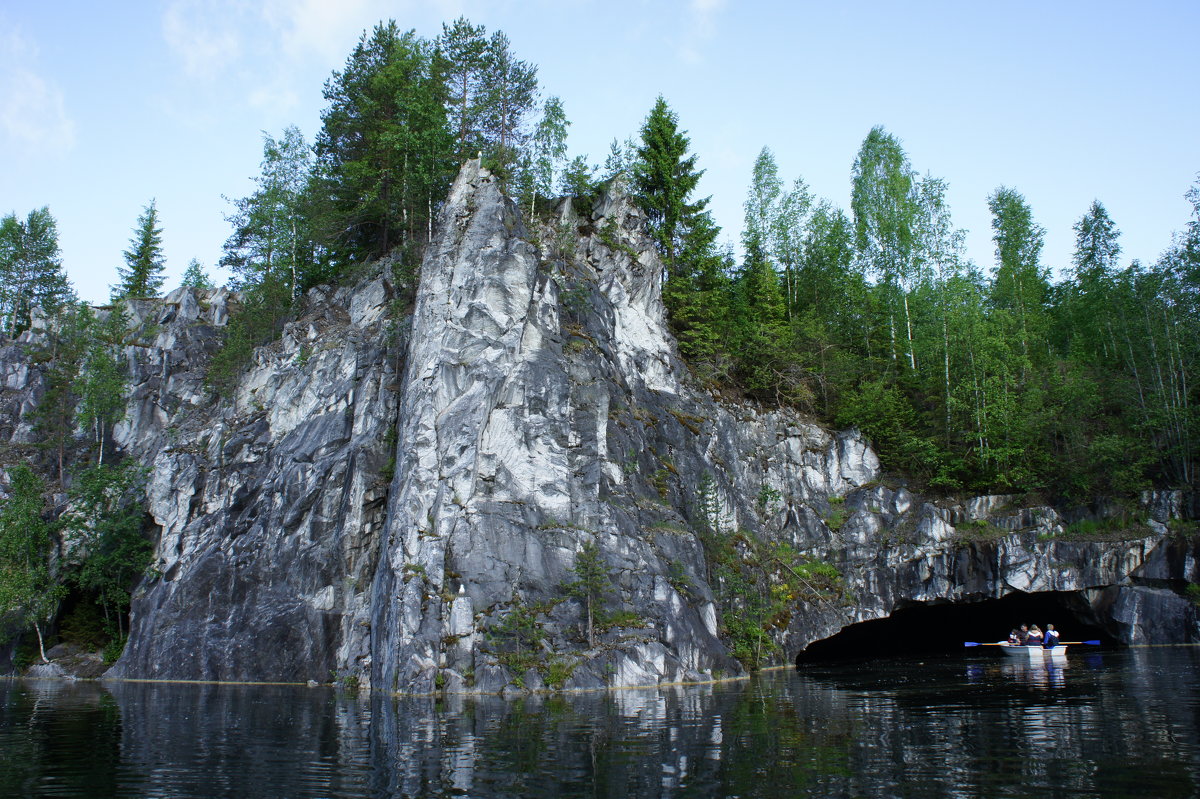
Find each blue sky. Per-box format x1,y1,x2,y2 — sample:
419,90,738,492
2,1,1197,303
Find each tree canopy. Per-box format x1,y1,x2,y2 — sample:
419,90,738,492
113,200,166,300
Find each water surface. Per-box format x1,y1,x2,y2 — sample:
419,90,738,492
2,647,1198,797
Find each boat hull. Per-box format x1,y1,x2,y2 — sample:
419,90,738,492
999,644,1068,661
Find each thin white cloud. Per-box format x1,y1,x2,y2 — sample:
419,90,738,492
260,0,463,62
0,28,75,153
679,0,727,64
160,0,468,116
162,0,246,79
262,0,378,63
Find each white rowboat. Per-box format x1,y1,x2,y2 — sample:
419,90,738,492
999,643,1068,662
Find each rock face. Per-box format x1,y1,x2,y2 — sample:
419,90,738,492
1,161,1197,689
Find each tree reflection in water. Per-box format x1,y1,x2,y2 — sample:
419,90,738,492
2,648,1198,798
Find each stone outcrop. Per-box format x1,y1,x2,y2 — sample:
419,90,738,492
1,161,1196,689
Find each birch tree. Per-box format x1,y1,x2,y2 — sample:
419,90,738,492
851,127,918,368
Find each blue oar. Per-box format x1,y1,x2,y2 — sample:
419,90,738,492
963,640,1101,647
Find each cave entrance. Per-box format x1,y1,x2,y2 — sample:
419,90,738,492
796,590,1116,665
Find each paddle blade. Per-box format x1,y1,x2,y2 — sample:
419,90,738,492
1083,639,1101,646
963,642,982,647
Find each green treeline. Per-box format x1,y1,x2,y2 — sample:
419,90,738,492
1,14,1197,662
647,117,1198,500
2,18,1195,503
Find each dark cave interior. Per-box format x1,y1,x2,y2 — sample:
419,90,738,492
796,590,1118,664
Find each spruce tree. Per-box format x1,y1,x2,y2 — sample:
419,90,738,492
114,200,166,300
180,258,214,290
631,96,707,265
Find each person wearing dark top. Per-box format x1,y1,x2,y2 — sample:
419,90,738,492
1043,624,1060,648
1027,625,1044,645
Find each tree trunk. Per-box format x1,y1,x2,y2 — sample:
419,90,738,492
586,597,594,649
35,622,48,664
903,292,916,371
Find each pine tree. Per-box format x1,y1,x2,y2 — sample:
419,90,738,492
0,207,72,336
314,23,455,267
114,200,166,300
435,16,489,160
477,30,538,180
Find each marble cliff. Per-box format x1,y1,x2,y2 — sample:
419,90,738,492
2,162,1197,690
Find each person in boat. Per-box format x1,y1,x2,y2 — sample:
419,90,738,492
1017,624,1030,644
1027,625,1044,646
1007,629,1021,645
1043,624,1060,648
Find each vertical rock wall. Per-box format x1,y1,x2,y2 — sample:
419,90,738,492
0,161,1196,688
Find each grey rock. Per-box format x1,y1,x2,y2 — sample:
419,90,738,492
0,160,1195,695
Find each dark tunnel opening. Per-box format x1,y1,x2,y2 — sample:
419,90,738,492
796,590,1118,665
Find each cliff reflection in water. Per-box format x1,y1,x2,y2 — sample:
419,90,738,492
2,649,1199,798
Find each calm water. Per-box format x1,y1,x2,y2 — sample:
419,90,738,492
3,648,1199,798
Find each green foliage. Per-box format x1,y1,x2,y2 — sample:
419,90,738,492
542,657,576,689
0,206,73,337
667,559,694,595
314,22,456,267
436,16,490,160
477,30,539,180
76,307,128,465
1052,515,1150,542
57,599,109,649
0,464,64,660
594,609,643,632
706,529,843,669
61,460,153,638
180,258,214,290
835,377,941,479
31,302,93,481
695,476,841,669
103,635,128,664
113,199,166,300
955,518,1006,541
525,96,570,214
222,126,316,296
632,96,708,264
206,273,294,395
562,540,611,648
558,155,599,211
488,593,547,682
